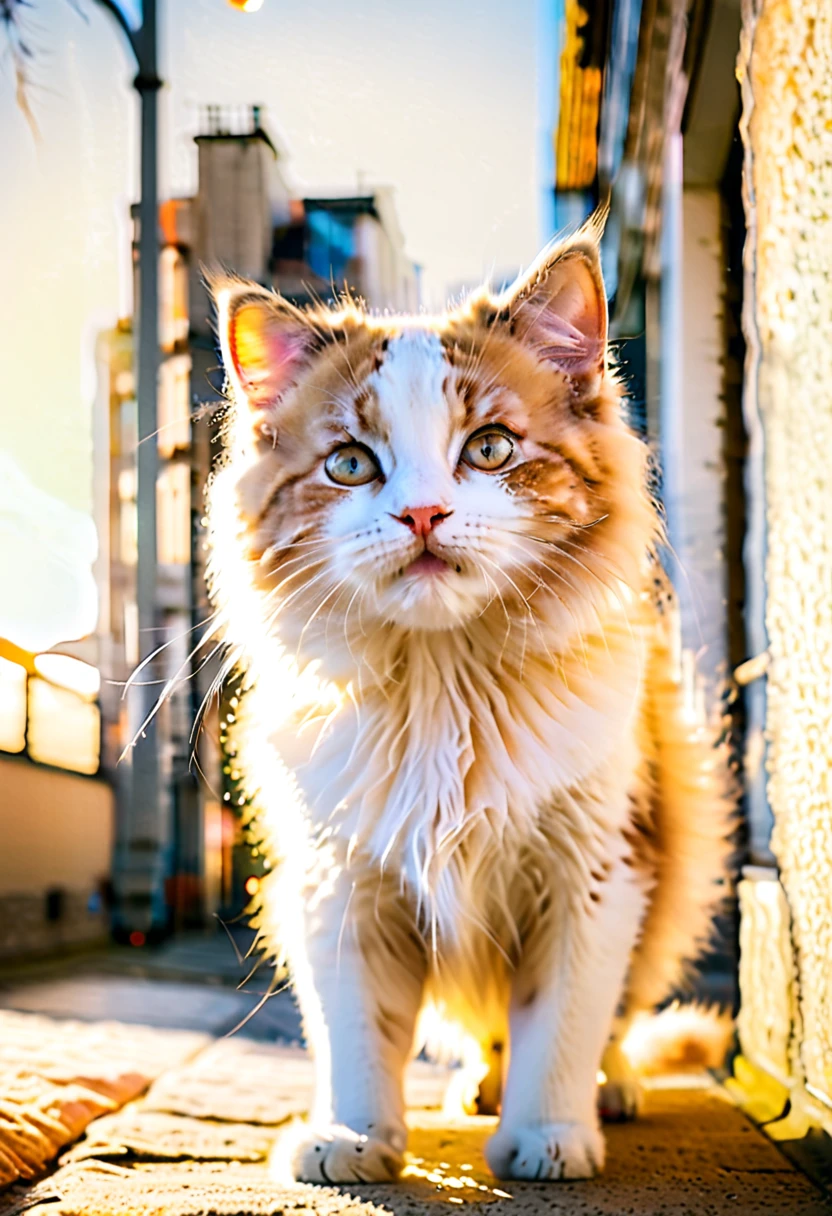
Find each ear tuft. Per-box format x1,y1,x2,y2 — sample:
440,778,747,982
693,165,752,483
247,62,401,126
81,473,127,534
503,238,607,376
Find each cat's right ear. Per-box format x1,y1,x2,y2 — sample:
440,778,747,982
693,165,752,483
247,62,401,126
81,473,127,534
213,278,317,437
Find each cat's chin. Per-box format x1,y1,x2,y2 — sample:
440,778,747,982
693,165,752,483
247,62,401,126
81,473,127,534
374,569,483,631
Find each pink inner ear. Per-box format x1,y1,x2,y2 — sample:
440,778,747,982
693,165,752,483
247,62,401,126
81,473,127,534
533,312,595,366
521,268,605,374
230,304,308,410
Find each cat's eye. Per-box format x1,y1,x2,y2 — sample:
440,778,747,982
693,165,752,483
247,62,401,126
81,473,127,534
461,427,515,472
325,443,380,486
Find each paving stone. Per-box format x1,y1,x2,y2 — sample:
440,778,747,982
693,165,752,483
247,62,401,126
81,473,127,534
143,1039,449,1125
60,1110,276,1164
0,1012,207,1190
142,1041,314,1125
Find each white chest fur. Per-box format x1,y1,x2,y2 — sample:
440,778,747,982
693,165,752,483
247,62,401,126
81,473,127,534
259,618,646,912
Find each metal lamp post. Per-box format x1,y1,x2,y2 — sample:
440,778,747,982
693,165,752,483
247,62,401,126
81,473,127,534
97,0,165,941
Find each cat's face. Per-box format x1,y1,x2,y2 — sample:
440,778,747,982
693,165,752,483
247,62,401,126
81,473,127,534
214,232,649,648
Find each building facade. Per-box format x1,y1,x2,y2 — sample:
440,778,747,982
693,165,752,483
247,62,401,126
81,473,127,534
0,104,417,961
549,0,832,1156
106,106,419,941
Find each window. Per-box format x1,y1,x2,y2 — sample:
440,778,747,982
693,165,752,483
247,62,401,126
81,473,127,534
28,678,100,776
158,354,192,457
123,600,139,669
0,657,27,753
0,652,101,776
306,208,355,285
159,246,189,352
118,467,138,566
157,462,191,565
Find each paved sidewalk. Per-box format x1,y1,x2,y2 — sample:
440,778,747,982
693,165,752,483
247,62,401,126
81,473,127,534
0,953,828,1215
1,1012,829,1215
0,933,303,1042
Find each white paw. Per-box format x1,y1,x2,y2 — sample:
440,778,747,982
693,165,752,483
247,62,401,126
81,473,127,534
485,1120,604,1181
598,1076,642,1122
271,1121,404,1184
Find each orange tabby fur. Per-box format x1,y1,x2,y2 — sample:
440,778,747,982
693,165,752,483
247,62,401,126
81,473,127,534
203,219,734,1182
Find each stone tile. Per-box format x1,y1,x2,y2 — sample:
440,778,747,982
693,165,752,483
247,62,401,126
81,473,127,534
142,1039,450,1124
0,1011,207,1191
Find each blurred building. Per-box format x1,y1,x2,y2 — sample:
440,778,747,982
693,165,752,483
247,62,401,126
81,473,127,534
547,0,746,995
552,0,750,723
574,0,746,1025
101,106,419,944
0,104,417,962
272,191,419,313
0,461,114,956
550,0,832,1155
0,639,112,960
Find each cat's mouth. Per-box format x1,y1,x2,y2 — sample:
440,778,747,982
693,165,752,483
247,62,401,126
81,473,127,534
404,550,450,577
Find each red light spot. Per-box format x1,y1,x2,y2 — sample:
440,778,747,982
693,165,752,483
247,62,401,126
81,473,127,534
129,931,146,947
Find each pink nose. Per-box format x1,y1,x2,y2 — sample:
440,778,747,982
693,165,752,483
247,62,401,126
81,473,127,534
393,505,451,537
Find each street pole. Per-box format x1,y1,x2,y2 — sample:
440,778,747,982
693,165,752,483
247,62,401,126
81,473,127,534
97,0,165,940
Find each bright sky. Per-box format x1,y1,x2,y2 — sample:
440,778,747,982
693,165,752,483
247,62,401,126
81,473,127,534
0,0,552,521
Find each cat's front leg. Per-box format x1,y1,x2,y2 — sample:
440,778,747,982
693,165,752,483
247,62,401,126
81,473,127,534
272,866,426,1184
485,851,646,1181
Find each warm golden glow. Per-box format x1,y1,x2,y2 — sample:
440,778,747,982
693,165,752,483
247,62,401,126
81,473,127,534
0,656,27,754
398,1119,511,1202
622,1002,732,1076
415,1004,489,1118
34,653,100,701
27,677,100,775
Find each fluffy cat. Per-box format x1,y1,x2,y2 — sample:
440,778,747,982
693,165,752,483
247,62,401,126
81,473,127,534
205,218,733,1183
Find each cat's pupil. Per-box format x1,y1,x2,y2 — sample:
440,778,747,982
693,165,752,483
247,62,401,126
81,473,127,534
349,456,358,472
482,442,493,460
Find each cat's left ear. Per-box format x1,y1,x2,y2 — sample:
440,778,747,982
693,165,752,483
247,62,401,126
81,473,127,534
213,277,320,433
502,237,607,379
